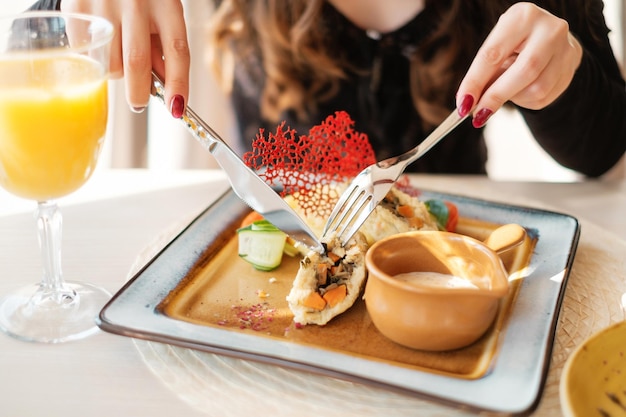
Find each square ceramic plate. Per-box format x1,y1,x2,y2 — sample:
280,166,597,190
98,189,580,416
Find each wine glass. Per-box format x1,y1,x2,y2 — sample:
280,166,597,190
0,11,114,343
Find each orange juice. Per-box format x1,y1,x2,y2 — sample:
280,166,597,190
0,54,108,201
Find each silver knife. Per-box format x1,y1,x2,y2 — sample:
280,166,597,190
150,72,324,253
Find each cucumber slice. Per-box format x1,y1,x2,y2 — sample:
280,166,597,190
249,219,278,231
237,221,287,271
283,239,300,257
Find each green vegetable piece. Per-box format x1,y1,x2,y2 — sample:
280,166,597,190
237,220,287,271
250,219,279,231
282,240,300,257
425,199,449,231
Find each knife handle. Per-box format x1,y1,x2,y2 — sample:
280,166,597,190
150,71,231,155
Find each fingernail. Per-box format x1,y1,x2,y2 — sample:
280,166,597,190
130,106,146,114
170,94,185,119
472,108,493,128
458,94,474,117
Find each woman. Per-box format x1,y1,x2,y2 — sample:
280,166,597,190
32,0,626,176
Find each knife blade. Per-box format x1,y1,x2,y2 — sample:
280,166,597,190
150,72,324,254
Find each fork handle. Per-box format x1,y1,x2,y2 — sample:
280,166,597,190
379,110,468,169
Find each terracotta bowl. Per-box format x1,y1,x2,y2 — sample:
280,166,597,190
364,230,511,351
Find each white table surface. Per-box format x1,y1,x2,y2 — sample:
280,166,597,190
0,168,624,417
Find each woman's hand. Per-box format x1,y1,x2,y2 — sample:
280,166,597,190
61,0,190,117
456,2,583,128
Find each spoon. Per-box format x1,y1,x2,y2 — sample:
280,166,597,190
483,223,527,254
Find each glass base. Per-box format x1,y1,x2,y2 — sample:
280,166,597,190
0,281,111,343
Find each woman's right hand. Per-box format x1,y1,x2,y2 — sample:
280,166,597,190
61,0,190,117
455,2,582,128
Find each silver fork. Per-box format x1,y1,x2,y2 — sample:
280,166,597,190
322,110,469,246
150,72,324,253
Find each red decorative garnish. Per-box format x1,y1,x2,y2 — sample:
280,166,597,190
393,175,421,197
243,111,376,217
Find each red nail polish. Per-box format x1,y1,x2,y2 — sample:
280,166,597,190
458,94,474,117
472,108,493,128
170,94,185,119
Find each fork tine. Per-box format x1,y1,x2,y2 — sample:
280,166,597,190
333,191,371,237
322,166,377,244
323,185,360,235
323,183,373,245
322,109,467,247
335,193,373,245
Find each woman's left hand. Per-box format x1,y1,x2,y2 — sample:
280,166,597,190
455,2,583,128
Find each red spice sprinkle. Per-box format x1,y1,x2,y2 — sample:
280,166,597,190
227,303,277,332
243,111,376,218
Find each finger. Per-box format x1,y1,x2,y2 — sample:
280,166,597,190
509,32,581,109
472,36,552,120
509,63,565,109
456,12,530,116
108,26,124,79
121,2,153,111
61,0,124,78
150,35,165,78
152,1,190,118
473,14,574,126
102,2,124,79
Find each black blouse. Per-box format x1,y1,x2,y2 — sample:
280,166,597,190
231,3,488,174
230,1,626,176
32,0,626,176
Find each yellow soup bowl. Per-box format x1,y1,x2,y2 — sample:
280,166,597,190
560,320,626,417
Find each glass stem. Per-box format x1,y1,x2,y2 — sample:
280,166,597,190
35,201,75,305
